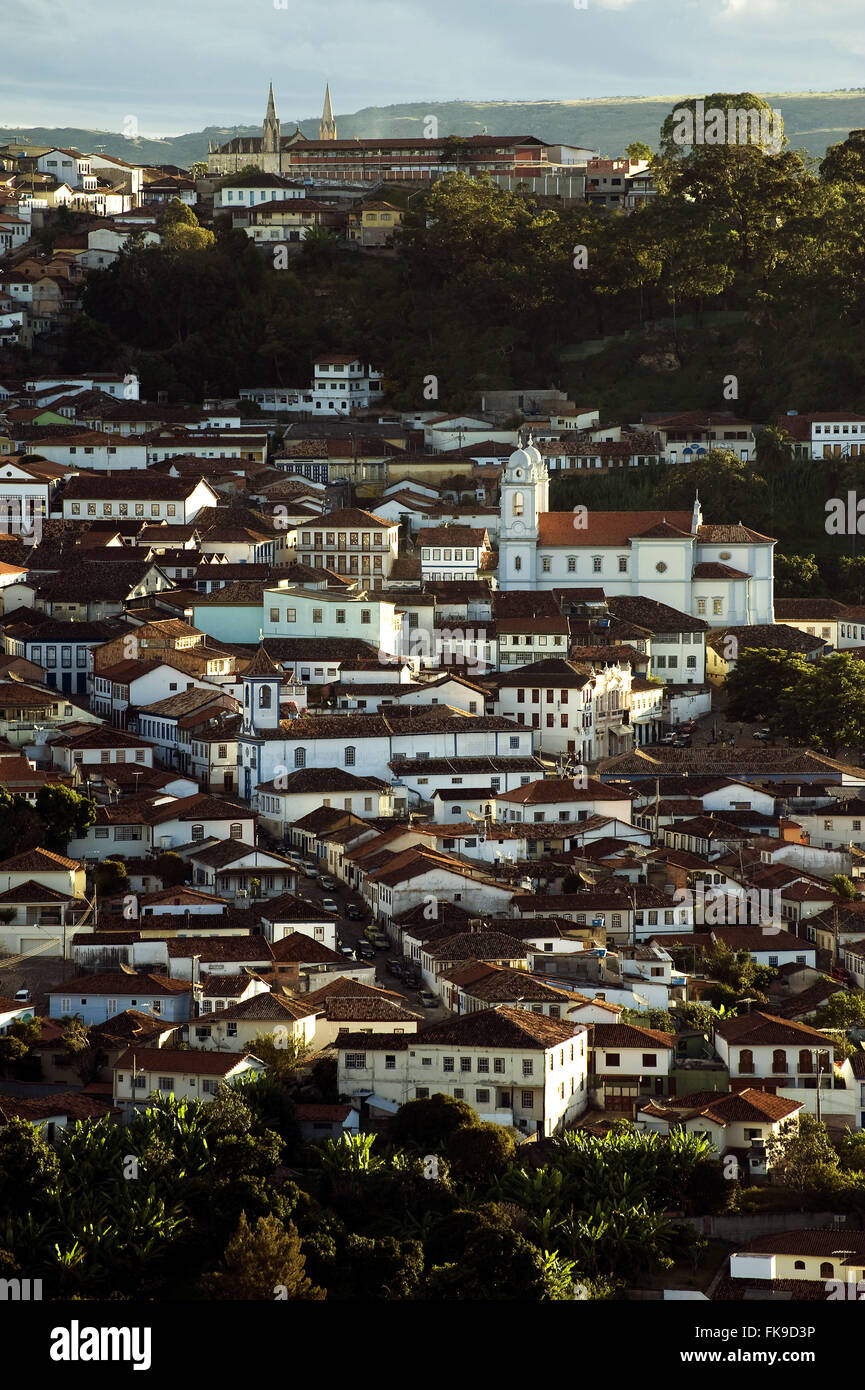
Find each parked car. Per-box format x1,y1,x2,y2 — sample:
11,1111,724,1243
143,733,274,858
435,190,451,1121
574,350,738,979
372,933,390,951
404,970,421,989
753,728,772,741
364,925,379,943
659,732,677,744
345,903,366,921
322,898,339,914
672,736,691,747
356,943,375,961
385,959,404,977
338,946,354,959
417,989,438,1008
319,876,339,891
302,864,318,879
13,988,31,1003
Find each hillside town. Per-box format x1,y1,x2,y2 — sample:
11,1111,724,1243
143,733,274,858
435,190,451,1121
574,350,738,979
2,74,865,1315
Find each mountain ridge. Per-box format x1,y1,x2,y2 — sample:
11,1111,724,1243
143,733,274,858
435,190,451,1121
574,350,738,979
2,91,864,169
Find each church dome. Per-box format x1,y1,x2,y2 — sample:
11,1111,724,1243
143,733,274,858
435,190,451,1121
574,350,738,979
507,446,533,477
524,440,542,467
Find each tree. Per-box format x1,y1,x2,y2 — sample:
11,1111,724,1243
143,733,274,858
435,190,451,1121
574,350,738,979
447,1121,516,1180
202,1212,324,1300
830,875,858,902
35,785,96,853
626,141,653,162
620,1007,677,1032
157,197,200,233
820,129,865,186
388,1094,480,1151
247,1029,308,1081
723,647,812,724
780,654,865,754
766,1114,839,1190
0,787,42,858
338,1233,423,1299
93,859,128,896
423,1225,568,1300
164,222,216,253
0,1015,42,1072
774,552,822,597
814,991,865,1030
0,1117,59,1207
151,851,187,887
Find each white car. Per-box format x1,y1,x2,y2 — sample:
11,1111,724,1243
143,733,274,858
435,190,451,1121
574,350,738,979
322,898,339,914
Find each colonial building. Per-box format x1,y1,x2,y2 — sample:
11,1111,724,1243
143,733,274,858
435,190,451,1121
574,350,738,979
496,440,775,624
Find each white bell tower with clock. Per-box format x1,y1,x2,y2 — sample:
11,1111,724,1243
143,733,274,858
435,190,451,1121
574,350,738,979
498,435,548,590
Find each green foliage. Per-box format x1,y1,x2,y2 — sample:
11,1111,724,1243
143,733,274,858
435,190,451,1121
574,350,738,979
814,990,865,1029
202,1212,324,1300
620,1007,677,1032
151,851,188,886
35,785,96,852
423,1224,567,1300
0,1117,59,1207
829,875,858,902
702,939,775,1003
766,1114,839,1190
0,1015,42,1068
93,858,128,895
447,1122,516,1180
774,552,821,597
723,647,812,724
388,1093,480,1151
247,1028,308,1080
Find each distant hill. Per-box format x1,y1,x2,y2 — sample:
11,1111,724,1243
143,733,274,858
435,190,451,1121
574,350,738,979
2,91,864,169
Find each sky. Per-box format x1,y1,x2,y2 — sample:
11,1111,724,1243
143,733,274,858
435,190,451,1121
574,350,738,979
3,0,865,136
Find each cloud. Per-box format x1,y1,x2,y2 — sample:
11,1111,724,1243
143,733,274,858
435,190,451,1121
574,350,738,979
0,0,863,133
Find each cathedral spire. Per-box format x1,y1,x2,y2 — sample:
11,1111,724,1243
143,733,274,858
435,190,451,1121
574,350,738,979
263,82,281,156
319,83,337,141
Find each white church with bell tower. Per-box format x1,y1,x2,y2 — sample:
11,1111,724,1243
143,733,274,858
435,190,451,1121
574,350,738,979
498,436,549,590
496,437,775,624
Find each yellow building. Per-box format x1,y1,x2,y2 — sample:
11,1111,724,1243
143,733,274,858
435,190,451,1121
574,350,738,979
347,200,403,247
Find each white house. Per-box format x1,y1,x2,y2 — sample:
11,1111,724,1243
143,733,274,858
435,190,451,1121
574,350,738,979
337,1004,588,1136
113,1047,266,1116
590,1021,676,1114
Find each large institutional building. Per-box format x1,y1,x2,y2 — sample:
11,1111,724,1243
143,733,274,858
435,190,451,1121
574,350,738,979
497,441,775,626
207,85,595,185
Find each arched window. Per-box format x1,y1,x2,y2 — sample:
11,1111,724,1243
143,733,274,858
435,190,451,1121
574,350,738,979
345,746,356,766
798,1048,812,1074
294,747,305,768
794,1260,806,1271
512,491,524,518
452,806,461,816
772,1049,787,1074
259,684,271,708
514,556,522,572
739,1048,754,1074
820,1262,834,1279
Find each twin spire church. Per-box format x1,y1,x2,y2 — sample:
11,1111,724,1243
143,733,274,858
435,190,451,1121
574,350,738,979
207,83,338,175
497,439,775,625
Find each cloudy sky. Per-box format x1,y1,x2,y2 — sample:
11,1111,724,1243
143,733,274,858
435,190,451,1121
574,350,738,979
3,0,864,135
